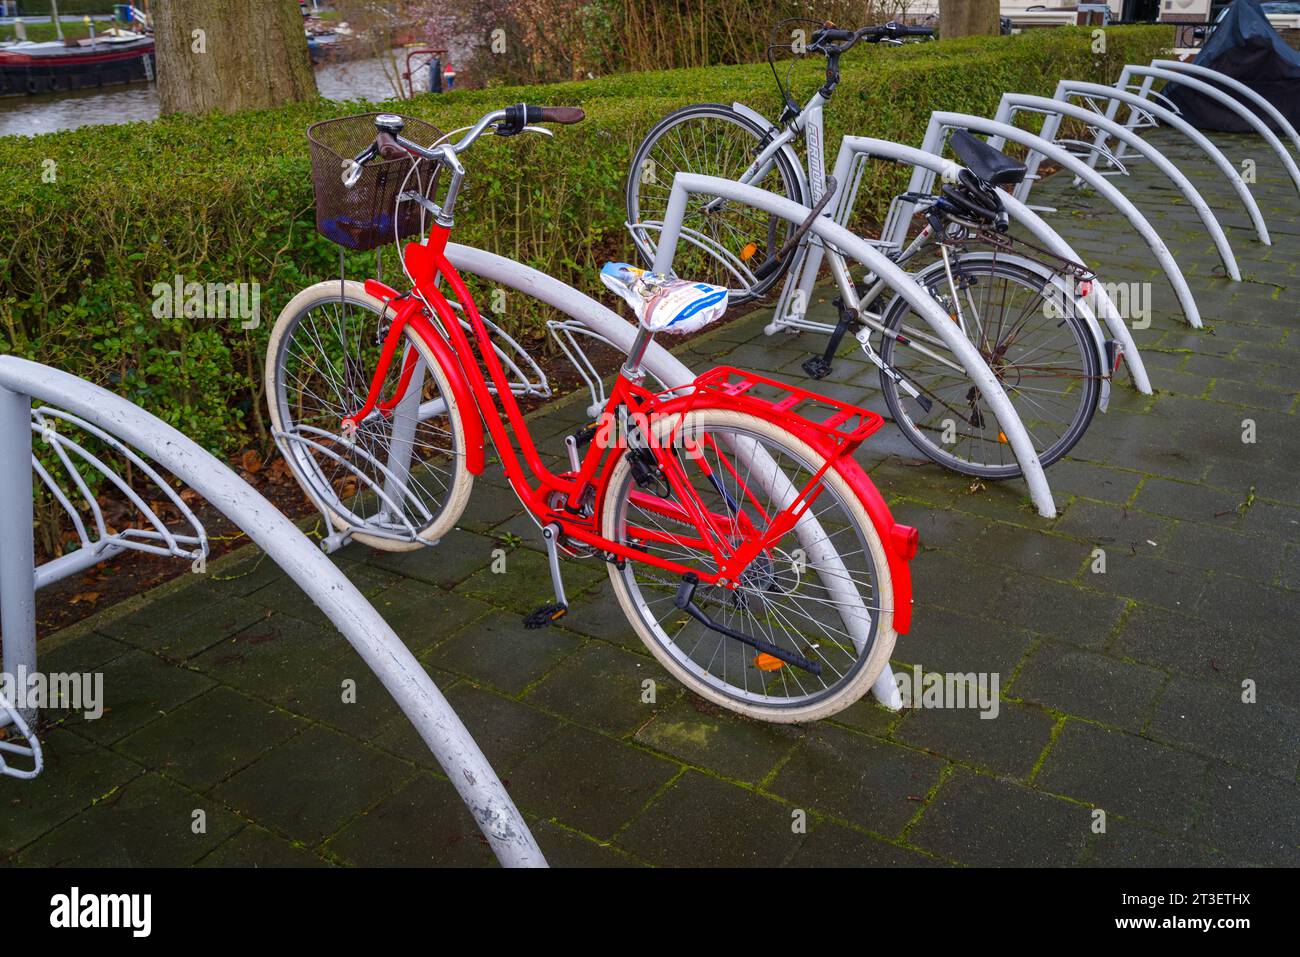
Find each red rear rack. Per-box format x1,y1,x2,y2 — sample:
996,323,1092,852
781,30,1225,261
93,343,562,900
681,366,884,459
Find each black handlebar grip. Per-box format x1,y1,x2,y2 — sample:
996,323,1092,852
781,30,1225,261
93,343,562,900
816,27,855,41
375,131,407,160
537,106,586,124
523,105,586,125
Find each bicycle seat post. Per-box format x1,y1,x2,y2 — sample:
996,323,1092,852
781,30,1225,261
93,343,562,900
620,324,656,385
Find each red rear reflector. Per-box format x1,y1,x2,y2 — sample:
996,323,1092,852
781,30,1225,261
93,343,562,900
891,524,919,561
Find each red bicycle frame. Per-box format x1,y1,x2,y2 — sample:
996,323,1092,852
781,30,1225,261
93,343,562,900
341,222,915,610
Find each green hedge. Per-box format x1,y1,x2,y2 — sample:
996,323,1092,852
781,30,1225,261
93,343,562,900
0,25,1172,454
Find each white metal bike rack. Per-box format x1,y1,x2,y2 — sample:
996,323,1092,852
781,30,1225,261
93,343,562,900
1111,64,1300,197
0,356,543,867
444,241,917,709
991,93,1242,281
1151,59,1300,158
772,135,1153,397
1059,80,1271,246
905,113,1203,329
652,173,1057,521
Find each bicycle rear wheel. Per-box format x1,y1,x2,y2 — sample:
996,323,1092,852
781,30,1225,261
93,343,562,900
265,279,473,550
626,103,803,305
877,255,1101,479
600,408,896,723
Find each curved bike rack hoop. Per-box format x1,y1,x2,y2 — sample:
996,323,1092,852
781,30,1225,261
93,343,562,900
1151,59,1300,158
766,138,1150,394
0,356,543,867
913,113,1203,329
1113,65,1300,197
649,173,1056,519
825,135,1152,396
1060,80,1271,246
443,241,907,709
992,93,1241,281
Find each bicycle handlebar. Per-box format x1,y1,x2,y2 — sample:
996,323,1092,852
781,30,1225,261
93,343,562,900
349,103,586,172
811,21,934,54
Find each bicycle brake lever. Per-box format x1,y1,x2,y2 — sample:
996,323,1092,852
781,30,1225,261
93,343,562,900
521,125,554,138
343,143,378,189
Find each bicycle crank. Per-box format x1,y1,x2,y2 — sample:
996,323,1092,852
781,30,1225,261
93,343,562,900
523,523,570,629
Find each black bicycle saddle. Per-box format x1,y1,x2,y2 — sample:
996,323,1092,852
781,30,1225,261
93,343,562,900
949,129,1027,187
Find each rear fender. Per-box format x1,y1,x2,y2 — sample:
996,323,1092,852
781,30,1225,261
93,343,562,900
654,395,915,633
830,454,915,634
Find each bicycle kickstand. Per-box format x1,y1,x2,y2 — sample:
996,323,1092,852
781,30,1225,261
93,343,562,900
801,296,856,380
523,522,569,629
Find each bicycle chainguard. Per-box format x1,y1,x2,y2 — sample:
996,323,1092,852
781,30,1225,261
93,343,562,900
523,523,570,629
674,573,822,676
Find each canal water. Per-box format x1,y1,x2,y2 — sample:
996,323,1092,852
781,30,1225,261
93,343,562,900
0,55,423,137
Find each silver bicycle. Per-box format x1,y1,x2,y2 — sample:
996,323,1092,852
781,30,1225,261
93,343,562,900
626,21,1107,479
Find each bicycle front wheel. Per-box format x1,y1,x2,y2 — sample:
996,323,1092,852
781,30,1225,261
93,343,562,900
878,255,1101,479
600,408,896,723
265,279,473,551
626,103,803,305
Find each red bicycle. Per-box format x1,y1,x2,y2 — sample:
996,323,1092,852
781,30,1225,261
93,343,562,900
266,106,917,722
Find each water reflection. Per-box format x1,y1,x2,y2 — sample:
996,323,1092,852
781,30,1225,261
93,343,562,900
0,55,418,137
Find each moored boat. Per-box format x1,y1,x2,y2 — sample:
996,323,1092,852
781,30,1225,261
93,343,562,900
0,31,155,97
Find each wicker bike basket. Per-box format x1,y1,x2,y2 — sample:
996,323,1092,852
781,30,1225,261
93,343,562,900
307,113,444,251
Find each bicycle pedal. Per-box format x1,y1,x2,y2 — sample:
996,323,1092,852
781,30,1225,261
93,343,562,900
801,356,833,379
523,602,568,629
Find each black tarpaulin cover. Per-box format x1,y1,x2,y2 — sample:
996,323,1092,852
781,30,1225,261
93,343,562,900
1164,0,1300,133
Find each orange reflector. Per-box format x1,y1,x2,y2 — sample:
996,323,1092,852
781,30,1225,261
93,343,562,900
740,242,758,262
997,431,1008,444
754,653,785,671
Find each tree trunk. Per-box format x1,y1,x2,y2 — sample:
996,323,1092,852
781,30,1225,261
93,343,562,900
155,0,317,115
939,0,1002,38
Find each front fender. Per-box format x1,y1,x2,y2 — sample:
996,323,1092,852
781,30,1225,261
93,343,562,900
405,311,486,476
364,280,486,476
